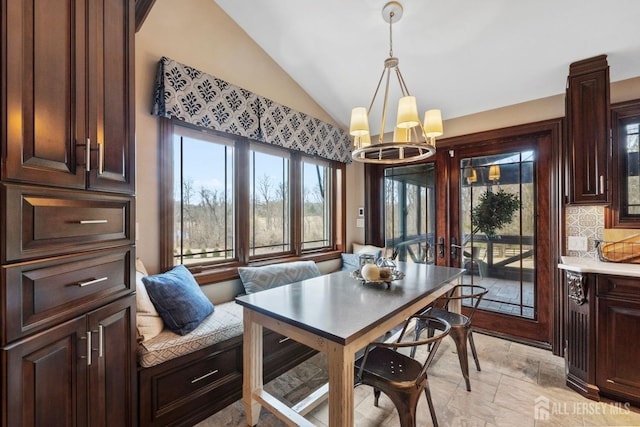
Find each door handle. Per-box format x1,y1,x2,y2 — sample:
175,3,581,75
450,237,459,260
438,237,445,259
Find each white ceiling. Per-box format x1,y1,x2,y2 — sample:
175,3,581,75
215,0,640,134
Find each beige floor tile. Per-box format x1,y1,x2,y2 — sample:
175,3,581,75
196,333,640,427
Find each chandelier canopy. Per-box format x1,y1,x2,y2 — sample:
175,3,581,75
350,1,443,164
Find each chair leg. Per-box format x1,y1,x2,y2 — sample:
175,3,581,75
424,382,439,427
468,330,481,372
410,318,426,358
386,389,421,427
373,388,381,407
450,327,472,391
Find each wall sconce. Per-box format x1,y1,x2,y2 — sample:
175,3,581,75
488,165,501,182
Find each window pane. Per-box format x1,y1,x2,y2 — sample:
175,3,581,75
460,151,535,319
624,121,640,215
173,129,234,266
384,164,436,264
250,146,290,256
302,158,331,250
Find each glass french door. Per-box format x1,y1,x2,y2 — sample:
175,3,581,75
383,163,436,264
448,137,552,343
376,132,553,343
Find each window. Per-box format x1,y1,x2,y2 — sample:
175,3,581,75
607,100,640,228
160,119,344,277
249,145,290,256
173,126,235,266
302,157,332,250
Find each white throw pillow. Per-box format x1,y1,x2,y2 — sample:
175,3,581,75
135,271,165,342
352,243,385,258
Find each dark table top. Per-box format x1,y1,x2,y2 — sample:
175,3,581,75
236,262,465,346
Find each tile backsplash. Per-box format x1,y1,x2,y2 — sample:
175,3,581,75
565,205,604,259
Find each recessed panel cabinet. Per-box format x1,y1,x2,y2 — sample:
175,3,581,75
3,0,135,194
596,275,640,404
566,55,611,204
2,295,136,427
1,0,137,425
564,270,640,405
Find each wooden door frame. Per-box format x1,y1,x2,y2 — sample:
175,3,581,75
438,119,563,348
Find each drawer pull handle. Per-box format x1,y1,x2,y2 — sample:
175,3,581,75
191,369,219,384
278,337,291,344
78,277,108,287
79,219,108,224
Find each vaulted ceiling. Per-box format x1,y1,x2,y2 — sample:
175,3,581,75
139,1,640,134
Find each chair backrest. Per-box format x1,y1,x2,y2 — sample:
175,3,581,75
357,315,451,388
442,284,489,322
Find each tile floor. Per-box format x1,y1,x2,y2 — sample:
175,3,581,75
196,332,640,426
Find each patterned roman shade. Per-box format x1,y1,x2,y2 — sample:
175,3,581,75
152,56,352,163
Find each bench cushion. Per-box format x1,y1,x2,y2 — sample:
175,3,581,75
138,301,243,368
237,261,321,294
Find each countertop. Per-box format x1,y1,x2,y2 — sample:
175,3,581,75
559,256,640,277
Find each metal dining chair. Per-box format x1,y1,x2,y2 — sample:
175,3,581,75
410,284,489,392
354,315,451,427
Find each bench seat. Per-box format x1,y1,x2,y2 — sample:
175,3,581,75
138,300,243,368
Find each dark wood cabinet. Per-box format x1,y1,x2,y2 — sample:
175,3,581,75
2,296,136,427
564,270,640,405
564,271,599,399
3,0,135,194
138,329,316,427
2,0,136,425
566,55,611,204
596,275,640,405
87,295,137,427
3,316,88,427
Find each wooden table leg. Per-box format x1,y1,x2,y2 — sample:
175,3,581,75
243,309,263,426
326,341,354,426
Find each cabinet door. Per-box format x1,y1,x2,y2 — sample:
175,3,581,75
87,295,137,427
2,316,88,427
4,0,87,189
597,297,640,402
87,0,135,194
566,56,610,204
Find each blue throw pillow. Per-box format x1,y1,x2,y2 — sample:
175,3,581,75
238,261,321,294
142,265,214,335
341,253,361,271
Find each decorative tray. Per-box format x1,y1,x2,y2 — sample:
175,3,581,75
351,268,405,285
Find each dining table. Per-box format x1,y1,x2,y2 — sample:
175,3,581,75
235,261,465,426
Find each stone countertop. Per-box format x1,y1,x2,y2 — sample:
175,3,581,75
559,256,640,277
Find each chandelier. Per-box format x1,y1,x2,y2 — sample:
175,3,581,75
350,1,443,164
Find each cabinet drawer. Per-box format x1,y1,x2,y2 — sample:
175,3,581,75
597,275,640,299
2,247,134,344
154,345,242,412
3,184,134,262
264,329,299,356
